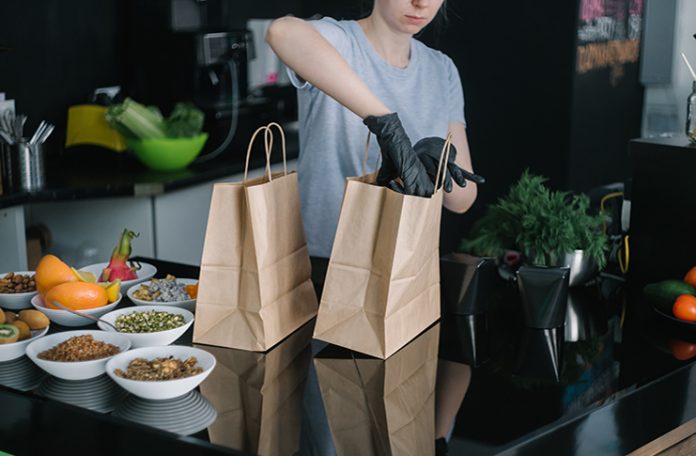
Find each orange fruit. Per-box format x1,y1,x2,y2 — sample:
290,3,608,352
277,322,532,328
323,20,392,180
685,266,696,288
672,294,696,322
35,255,77,297
44,282,108,310
669,339,696,361
186,283,198,299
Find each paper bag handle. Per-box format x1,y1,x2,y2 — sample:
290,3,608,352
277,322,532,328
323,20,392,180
361,131,382,177
265,121,288,176
433,133,453,194
363,130,452,195
243,122,289,182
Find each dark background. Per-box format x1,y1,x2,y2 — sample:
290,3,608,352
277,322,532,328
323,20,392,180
0,0,644,254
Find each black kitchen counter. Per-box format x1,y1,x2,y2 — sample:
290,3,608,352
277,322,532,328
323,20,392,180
1,258,695,455
0,128,299,209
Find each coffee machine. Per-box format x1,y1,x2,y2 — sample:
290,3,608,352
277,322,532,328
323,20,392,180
124,0,252,160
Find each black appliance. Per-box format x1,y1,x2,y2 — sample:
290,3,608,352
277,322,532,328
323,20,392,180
124,0,253,160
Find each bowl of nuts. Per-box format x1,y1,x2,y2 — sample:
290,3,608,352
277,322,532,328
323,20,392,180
127,276,198,312
26,330,131,380
0,272,38,310
106,345,216,400
97,306,194,348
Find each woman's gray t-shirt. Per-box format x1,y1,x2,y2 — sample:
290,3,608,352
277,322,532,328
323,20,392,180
289,18,466,258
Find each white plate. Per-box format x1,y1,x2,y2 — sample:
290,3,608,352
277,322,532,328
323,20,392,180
98,305,194,348
0,325,50,362
26,329,131,380
0,271,38,310
106,345,215,400
79,262,157,294
127,278,197,312
31,294,122,327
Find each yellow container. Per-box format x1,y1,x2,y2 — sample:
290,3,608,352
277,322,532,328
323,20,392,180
65,105,126,151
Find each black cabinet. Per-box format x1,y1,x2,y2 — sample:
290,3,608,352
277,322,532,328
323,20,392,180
629,137,696,288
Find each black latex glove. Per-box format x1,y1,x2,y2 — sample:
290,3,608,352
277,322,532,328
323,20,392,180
363,113,434,196
414,137,486,192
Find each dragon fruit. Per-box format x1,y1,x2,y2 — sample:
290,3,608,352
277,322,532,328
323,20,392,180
100,229,140,282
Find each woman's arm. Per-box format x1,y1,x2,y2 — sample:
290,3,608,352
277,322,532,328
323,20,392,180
443,122,478,213
266,17,391,119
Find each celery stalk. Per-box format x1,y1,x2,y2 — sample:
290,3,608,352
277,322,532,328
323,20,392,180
106,98,166,139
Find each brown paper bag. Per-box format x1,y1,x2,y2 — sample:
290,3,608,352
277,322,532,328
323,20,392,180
193,123,318,351
314,134,452,359
197,321,313,456
314,323,439,456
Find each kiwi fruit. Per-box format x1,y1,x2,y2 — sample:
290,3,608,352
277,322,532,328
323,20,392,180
0,324,19,344
4,310,17,323
11,320,30,341
18,309,49,330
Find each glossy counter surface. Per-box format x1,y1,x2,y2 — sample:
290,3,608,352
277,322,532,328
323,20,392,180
1,258,695,455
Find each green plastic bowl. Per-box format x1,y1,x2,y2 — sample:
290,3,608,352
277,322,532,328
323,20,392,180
127,133,209,172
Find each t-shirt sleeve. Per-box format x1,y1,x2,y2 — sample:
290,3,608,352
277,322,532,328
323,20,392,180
445,57,466,126
287,17,351,90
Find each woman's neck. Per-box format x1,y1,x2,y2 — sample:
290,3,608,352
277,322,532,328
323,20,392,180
357,15,412,69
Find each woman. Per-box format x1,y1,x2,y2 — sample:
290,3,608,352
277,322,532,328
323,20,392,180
267,0,481,260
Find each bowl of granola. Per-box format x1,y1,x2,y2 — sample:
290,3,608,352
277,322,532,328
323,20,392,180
26,330,131,380
0,271,38,310
127,275,197,312
105,345,215,400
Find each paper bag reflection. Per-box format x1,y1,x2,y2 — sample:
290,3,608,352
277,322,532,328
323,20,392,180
315,324,439,456
197,321,312,455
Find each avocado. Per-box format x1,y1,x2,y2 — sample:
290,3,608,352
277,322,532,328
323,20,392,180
644,280,696,314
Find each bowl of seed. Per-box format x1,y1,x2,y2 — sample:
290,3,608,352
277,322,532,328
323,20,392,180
97,305,194,348
106,345,216,400
26,330,131,380
127,275,197,312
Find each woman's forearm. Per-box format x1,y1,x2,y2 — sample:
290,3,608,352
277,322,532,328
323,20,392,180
266,17,391,119
443,123,478,213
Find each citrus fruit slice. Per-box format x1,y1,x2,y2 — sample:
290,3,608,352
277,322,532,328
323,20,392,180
104,279,122,303
71,267,98,283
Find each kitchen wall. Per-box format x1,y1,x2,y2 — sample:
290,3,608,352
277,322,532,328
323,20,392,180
1,1,654,256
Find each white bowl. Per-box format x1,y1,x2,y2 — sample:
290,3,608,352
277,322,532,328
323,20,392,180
0,325,50,362
31,294,122,327
97,305,194,348
26,329,131,380
106,345,215,400
79,262,157,294
0,271,39,310
127,278,197,312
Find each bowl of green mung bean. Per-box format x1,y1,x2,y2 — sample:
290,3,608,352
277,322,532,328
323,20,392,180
97,305,194,348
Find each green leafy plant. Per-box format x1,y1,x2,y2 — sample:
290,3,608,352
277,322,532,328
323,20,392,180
460,170,608,269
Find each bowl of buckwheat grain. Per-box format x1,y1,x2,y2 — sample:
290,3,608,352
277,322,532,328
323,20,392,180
98,305,194,348
0,271,38,310
26,330,131,380
106,345,216,400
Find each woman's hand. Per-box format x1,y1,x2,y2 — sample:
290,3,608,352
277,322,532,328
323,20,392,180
413,137,485,192
363,113,434,196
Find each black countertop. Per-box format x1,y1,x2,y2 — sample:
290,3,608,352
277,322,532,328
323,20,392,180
1,258,695,455
0,128,299,209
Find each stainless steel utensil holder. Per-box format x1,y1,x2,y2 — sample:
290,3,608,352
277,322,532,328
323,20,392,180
1,140,45,192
